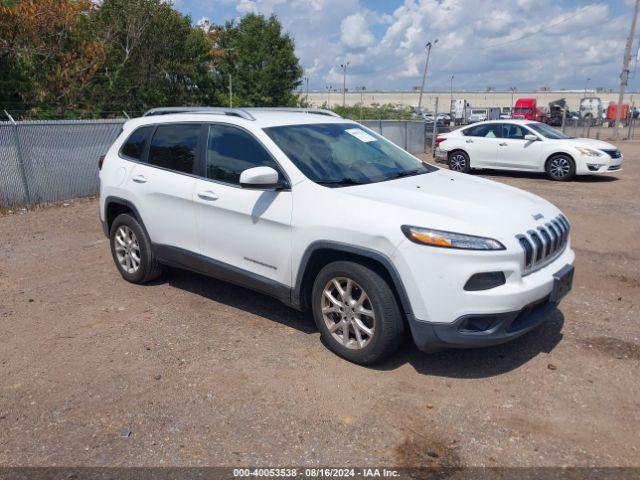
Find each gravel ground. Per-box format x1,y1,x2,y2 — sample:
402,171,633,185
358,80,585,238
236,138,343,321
0,142,638,468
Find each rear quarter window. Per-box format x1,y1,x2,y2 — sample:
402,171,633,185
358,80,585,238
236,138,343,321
120,126,154,160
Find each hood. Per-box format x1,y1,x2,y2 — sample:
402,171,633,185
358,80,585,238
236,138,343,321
343,170,561,240
571,138,617,150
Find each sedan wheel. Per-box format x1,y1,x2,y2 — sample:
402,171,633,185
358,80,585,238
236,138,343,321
547,155,576,181
448,151,471,173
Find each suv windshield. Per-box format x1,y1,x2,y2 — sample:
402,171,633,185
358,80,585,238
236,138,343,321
527,122,573,139
264,123,435,186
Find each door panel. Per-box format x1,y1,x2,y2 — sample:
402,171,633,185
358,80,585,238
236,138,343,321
194,124,293,286
125,123,202,252
194,180,292,285
463,123,501,167
496,124,544,169
127,163,199,252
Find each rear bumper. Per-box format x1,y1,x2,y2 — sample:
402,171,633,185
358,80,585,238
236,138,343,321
409,295,559,352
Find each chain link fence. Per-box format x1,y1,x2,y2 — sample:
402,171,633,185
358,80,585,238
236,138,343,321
0,119,125,208
0,117,432,209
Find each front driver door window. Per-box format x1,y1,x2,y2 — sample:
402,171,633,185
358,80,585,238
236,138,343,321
193,124,293,286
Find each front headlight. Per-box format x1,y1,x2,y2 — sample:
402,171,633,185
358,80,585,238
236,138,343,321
576,147,603,157
401,225,505,250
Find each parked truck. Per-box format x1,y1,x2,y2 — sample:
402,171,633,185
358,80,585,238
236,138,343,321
548,98,567,126
512,98,549,123
579,97,603,124
450,99,470,125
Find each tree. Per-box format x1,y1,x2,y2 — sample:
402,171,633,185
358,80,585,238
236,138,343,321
0,0,105,115
216,14,303,107
88,0,220,113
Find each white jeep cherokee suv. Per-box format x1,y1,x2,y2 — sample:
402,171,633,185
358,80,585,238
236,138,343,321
435,120,623,181
99,107,575,365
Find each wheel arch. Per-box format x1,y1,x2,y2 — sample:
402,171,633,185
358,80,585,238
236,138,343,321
103,196,148,238
292,241,413,318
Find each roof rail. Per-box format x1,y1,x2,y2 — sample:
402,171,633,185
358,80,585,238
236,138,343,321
142,107,255,121
245,107,341,118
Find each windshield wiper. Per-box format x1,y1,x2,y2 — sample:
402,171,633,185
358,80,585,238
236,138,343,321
386,168,427,180
315,178,365,186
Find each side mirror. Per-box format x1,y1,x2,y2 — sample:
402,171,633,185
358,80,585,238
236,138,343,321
239,166,285,190
524,134,539,141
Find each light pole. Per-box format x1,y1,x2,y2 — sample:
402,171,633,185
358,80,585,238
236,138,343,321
326,85,332,106
417,39,438,112
584,77,591,97
304,75,309,106
340,61,350,107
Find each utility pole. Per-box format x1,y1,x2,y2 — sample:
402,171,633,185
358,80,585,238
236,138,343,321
228,74,233,108
615,0,640,138
417,39,437,112
340,61,350,107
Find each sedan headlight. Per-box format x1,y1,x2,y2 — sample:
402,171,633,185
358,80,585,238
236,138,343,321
576,147,603,157
401,225,505,250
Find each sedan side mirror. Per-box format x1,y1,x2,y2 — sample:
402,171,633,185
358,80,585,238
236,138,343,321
239,166,286,190
524,134,539,141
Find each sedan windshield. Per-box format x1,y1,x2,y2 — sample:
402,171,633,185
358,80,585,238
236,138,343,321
527,122,573,139
263,123,435,186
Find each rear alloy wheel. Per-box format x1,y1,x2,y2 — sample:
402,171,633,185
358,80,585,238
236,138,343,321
448,151,471,173
110,213,162,284
546,155,576,181
312,261,404,365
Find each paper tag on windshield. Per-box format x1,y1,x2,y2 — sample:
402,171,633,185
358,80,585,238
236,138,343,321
345,128,377,143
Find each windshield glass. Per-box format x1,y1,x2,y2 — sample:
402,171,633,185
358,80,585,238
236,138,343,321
264,123,435,186
513,107,532,113
527,122,573,139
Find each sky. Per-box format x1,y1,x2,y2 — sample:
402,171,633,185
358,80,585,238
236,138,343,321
172,0,639,92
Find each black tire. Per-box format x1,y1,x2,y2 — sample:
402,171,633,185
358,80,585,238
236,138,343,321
311,261,404,365
109,213,162,284
448,150,471,173
546,154,576,181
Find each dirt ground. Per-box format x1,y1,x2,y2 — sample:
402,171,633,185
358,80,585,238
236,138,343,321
0,142,639,469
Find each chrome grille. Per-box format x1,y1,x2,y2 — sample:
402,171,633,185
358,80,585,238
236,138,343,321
517,214,570,275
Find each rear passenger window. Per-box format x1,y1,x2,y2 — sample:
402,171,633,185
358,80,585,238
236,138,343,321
148,124,201,174
206,124,279,184
121,126,153,160
463,124,500,138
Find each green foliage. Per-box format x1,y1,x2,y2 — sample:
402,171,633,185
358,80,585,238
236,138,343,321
331,103,414,120
0,2,304,118
216,14,303,107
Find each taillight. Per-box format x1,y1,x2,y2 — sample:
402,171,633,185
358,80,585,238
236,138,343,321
434,136,446,147
98,155,105,170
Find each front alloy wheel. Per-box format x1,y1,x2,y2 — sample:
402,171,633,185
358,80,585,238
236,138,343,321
547,155,575,181
311,261,404,365
321,277,375,350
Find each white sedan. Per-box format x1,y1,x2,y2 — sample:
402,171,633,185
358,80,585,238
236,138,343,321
434,120,623,181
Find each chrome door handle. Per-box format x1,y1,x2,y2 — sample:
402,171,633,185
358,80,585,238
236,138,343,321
465,139,474,143
197,190,219,201
499,142,508,146
132,174,147,184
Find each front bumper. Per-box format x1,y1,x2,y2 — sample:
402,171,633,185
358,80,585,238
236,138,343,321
409,294,559,351
577,155,623,175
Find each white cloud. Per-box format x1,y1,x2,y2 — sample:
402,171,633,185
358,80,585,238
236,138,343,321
341,14,375,49
193,0,632,91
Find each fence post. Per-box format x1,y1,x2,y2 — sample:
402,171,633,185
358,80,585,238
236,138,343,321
404,120,408,150
431,97,439,153
4,111,31,206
